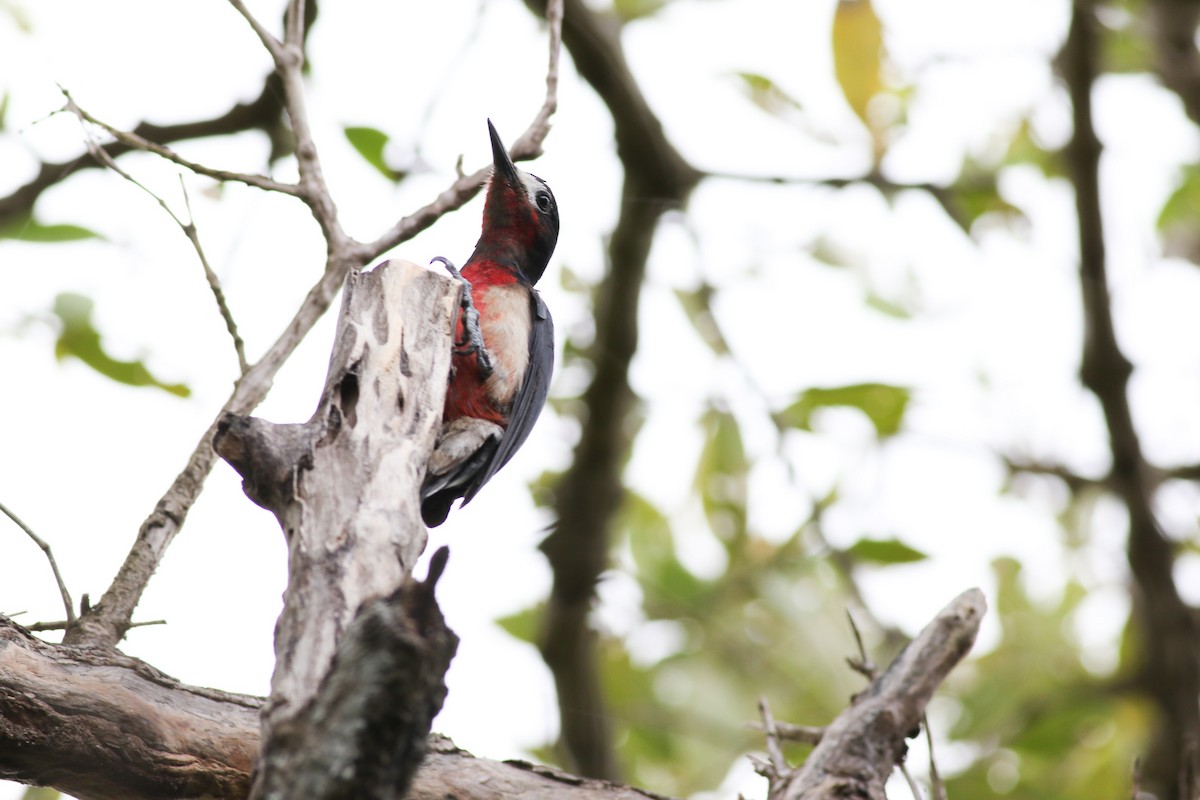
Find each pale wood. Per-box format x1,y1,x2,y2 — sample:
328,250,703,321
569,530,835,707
214,258,460,798
768,588,987,800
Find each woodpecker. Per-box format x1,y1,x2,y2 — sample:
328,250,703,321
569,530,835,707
421,121,558,527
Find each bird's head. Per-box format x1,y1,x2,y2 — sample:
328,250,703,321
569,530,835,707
479,120,559,285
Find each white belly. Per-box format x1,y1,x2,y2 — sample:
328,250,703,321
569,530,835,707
479,283,532,407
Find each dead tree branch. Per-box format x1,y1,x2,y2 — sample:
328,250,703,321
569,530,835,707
765,588,986,800
213,260,458,800
1063,3,1200,795
0,501,75,624
0,614,676,800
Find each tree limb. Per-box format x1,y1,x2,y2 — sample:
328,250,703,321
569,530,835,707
523,0,701,779
0,614,676,800
766,589,986,800
1147,0,1200,127
1063,3,1200,796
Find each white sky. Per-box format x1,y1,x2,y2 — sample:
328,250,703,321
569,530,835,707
2,1,1200,798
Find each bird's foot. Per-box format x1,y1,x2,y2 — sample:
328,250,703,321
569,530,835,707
432,256,494,378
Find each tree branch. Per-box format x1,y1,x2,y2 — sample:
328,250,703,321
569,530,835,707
0,500,75,624
522,0,700,780
0,614,677,800
63,90,301,197
765,589,986,800
1147,0,1200,127
60,0,561,649
1063,3,1200,796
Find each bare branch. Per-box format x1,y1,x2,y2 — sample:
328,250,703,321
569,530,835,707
61,89,301,196
758,697,789,780
768,589,986,800
897,763,923,800
24,618,165,633
179,177,250,373
845,609,877,679
0,500,75,624
924,715,946,800
362,0,564,261
64,108,251,374
226,0,285,61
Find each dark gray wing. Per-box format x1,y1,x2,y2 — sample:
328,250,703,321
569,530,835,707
461,287,554,506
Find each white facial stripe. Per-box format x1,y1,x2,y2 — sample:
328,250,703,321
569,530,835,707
520,173,548,206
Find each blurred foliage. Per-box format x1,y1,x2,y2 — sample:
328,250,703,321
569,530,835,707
19,788,61,800
51,293,190,397
0,0,30,32
0,213,102,243
4,0,1189,797
778,383,910,439
343,125,407,182
504,1,1175,796
612,0,668,23
832,0,889,161
944,559,1148,798
844,536,927,565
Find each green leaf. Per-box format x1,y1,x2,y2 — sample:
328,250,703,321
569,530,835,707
343,125,403,182
1158,162,1200,230
613,0,667,22
52,293,191,397
1100,4,1151,74
0,0,32,32
845,536,928,565
864,292,912,319
495,604,541,645
0,212,103,243
695,408,749,545
674,286,728,355
779,383,910,438
732,71,803,118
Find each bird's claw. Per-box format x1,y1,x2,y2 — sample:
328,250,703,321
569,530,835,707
432,256,494,379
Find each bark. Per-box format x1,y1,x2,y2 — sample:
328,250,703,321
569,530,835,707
0,615,673,800
213,259,458,799
1147,0,1200,127
1063,4,1200,797
0,615,260,800
766,589,986,800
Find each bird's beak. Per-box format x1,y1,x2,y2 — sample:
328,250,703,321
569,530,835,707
488,120,521,187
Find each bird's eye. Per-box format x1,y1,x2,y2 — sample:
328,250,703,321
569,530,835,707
536,192,552,213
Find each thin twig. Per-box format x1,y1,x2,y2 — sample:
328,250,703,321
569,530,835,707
511,0,563,159
748,719,826,745
758,696,789,779
898,762,924,800
26,618,165,633
361,0,564,263
179,177,250,373
0,500,75,624
924,714,946,800
845,608,878,679
61,89,300,196
226,0,284,61
67,108,250,374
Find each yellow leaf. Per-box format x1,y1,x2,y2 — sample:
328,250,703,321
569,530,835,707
832,0,885,155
